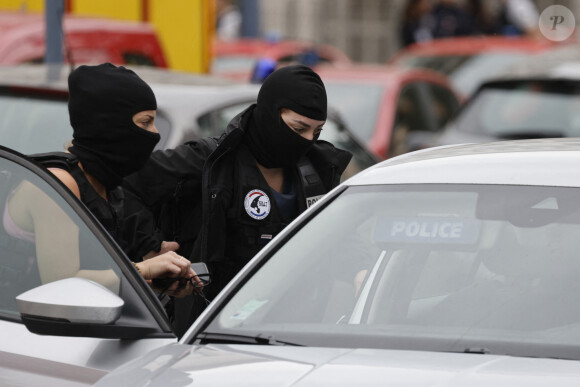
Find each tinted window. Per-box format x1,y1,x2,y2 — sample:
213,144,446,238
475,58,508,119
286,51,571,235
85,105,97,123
391,84,431,157
197,102,253,137
425,83,460,128
453,81,580,139
0,94,71,154
0,156,122,319
324,82,384,142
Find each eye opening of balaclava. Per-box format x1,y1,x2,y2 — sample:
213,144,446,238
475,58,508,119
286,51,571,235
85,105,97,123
67,62,160,189
244,64,327,168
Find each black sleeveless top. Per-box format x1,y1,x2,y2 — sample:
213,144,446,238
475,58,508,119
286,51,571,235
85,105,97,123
30,152,124,243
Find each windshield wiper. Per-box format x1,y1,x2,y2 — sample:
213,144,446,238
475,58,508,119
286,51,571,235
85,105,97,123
196,331,303,346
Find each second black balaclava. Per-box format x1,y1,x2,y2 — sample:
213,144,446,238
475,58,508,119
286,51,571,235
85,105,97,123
244,64,327,168
68,63,160,189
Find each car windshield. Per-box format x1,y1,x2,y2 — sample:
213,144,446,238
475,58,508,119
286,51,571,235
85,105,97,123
324,82,383,143
0,95,72,154
202,183,580,360
451,80,580,139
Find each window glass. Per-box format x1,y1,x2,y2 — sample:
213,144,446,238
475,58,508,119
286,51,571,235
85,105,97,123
197,102,254,137
391,84,430,157
203,183,580,360
424,83,460,128
324,82,384,143
0,157,121,319
122,52,156,67
453,81,580,139
0,95,71,154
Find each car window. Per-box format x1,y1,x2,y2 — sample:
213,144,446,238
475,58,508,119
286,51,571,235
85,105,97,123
423,83,460,128
0,152,167,333
390,84,432,156
324,82,384,143
452,81,580,139
0,94,72,154
198,102,254,137
0,157,119,317
202,183,580,359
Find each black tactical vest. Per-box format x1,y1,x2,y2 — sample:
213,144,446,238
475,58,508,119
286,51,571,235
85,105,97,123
224,146,327,262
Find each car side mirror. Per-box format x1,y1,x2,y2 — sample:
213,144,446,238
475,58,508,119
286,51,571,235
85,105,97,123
16,277,126,338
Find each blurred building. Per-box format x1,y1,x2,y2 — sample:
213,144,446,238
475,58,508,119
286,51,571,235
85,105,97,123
255,0,580,64
260,0,406,64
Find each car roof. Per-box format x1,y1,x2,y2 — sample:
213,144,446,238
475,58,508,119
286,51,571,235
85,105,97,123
347,138,580,188
315,63,453,85
0,64,237,90
391,36,559,59
213,38,351,62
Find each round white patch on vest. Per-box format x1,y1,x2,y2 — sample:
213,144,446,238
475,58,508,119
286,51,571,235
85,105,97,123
244,189,271,220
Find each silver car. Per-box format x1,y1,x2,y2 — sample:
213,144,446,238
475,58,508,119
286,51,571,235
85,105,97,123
95,138,580,386
0,144,179,385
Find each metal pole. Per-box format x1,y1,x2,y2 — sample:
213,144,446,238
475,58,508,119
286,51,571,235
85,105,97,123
45,0,65,81
240,0,260,38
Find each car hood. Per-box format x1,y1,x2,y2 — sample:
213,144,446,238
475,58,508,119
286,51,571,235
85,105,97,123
96,343,580,386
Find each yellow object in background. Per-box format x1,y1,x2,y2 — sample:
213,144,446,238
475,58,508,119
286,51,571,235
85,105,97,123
0,0,214,73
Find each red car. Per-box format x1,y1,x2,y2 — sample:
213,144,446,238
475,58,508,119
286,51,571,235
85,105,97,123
316,64,462,160
211,38,352,81
0,11,167,67
388,36,560,96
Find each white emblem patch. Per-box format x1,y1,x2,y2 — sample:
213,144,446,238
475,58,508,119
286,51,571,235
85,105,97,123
244,189,271,220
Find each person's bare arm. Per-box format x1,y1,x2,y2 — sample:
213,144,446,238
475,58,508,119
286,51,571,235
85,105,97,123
8,180,120,292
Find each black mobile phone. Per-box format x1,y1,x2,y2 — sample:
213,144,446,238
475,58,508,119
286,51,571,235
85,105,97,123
151,262,211,290
191,262,211,286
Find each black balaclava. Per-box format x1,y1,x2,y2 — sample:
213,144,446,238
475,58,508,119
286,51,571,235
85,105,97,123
67,63,160,189
244,64,327,168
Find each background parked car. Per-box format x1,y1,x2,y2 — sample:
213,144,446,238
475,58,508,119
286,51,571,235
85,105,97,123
315,63,462,160
97,138,580,386
433,46,580,148
0,144,179,385
388,36,560,97
0,11,167,67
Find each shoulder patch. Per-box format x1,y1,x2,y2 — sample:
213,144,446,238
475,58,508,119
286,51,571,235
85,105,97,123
244,189,271,220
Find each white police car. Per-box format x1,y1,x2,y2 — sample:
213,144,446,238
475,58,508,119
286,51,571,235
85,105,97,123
90,138,580,386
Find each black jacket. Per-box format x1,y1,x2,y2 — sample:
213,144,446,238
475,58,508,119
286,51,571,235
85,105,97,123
124,105,352,264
